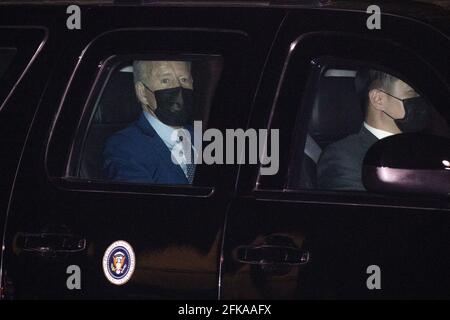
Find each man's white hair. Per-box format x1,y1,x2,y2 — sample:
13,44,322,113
132,60,192,85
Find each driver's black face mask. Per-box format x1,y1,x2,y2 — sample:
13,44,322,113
379,90,432,133
142,83,193,127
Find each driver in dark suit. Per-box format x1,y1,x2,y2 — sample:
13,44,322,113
317,69,432,190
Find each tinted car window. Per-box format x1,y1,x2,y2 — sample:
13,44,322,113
66,56,223,186
0,48,16,80
286,66,450,192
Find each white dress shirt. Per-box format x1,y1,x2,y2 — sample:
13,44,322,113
143,111,193,177
363,122,395,140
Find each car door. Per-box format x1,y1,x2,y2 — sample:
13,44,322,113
220,8,450,299
1,5,285,299
0,25,57,297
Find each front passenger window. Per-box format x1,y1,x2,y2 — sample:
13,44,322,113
287,67,450,192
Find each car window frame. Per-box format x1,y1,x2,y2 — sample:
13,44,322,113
44,27,252,197
253,31,450,210
0,26,48,112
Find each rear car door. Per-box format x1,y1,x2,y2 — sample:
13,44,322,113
1,5,285,299
221,7,450,299
0,24,57,294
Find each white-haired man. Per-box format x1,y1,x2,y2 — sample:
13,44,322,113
103,60,196,184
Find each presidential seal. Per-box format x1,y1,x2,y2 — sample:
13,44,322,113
102,240,135,285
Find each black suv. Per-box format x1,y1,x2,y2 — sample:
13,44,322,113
0,0,449,299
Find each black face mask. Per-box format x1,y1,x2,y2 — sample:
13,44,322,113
143,83,193,127
380,90,431,133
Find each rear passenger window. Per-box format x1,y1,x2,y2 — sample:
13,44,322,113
66,56,223,186
45,29,252,192
287,65,450,192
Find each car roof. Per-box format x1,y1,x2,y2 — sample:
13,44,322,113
0,0,449,34
0,0,448,8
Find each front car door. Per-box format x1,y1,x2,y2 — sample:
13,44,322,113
221,5,450,299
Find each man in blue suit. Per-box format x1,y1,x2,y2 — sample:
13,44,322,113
103,60,197,185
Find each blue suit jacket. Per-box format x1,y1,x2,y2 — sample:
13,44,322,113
103,112,192,184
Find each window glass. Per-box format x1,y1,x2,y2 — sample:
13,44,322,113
68,56,223,186
287,66,450,192
0,48,16,80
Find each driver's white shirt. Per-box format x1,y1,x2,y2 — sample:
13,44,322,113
363,122,395,140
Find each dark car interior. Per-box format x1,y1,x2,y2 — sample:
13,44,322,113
78,67,140,179
75,65,369,186
73,60,449,188
287,66,450,191
288,68,363,190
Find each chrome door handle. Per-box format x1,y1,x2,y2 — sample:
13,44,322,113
14,232,86,256
236,244,310,266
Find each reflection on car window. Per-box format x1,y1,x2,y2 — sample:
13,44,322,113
288,67,450,192
72,57,223,185
0,48,16,80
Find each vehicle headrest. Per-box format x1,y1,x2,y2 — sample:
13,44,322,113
94,67,142,124
308,69,364,149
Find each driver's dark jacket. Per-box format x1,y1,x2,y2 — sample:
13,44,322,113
317,125,378,191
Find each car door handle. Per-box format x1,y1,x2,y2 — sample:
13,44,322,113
14,232,86,256
235,244,310,266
